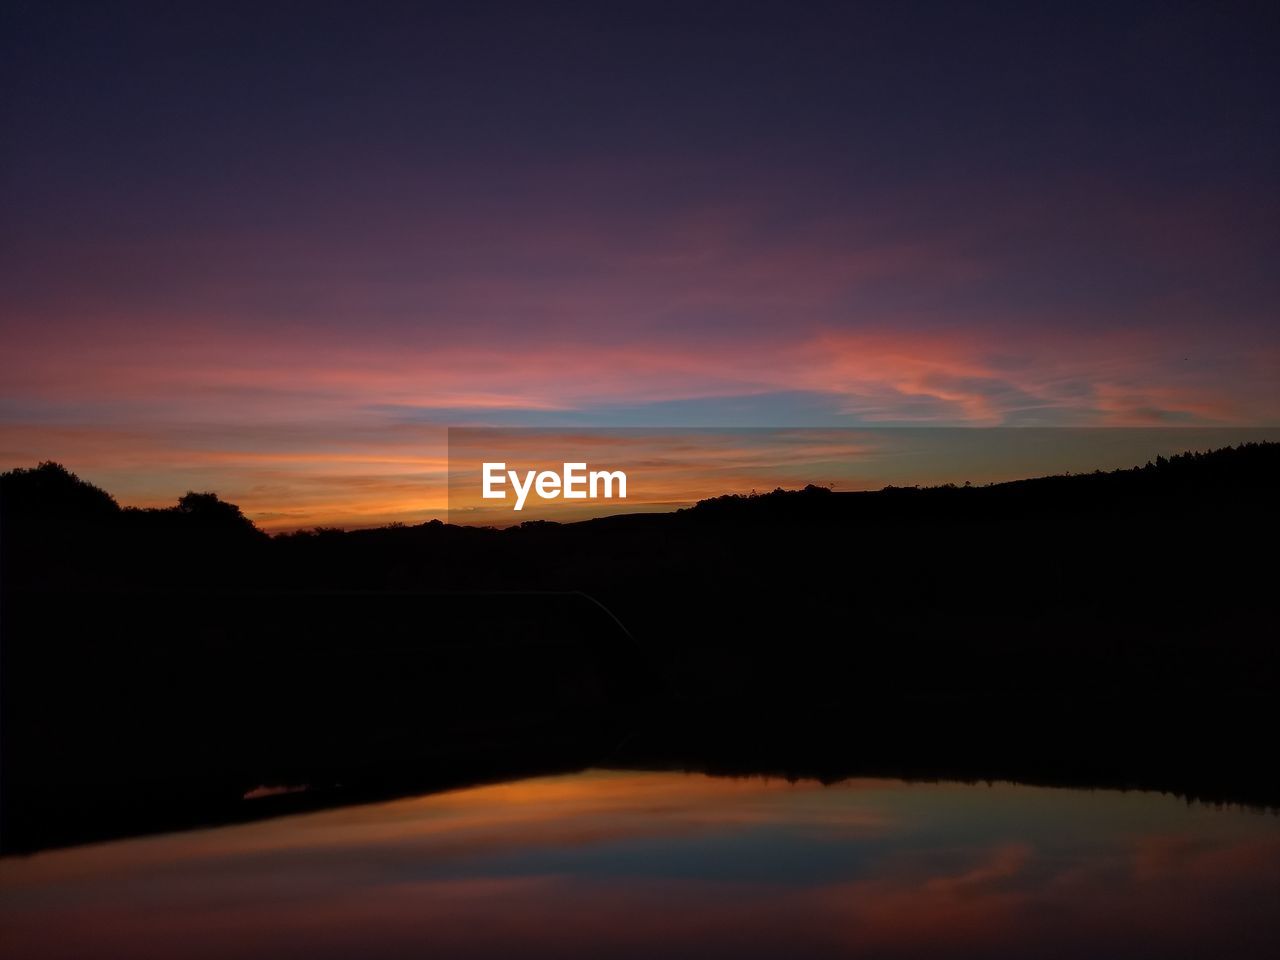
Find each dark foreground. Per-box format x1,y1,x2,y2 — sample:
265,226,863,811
1,443,1277,853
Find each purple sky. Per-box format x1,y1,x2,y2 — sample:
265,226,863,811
2,2,1277,527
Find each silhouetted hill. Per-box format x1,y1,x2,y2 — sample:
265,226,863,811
5,441,1278,591
687,441,1279,517
2,443,1278,852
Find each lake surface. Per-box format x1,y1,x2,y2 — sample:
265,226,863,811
3,770,1278,958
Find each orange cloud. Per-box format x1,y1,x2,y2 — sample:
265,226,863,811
2,319,1276,528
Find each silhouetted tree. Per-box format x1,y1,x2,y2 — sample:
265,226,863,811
175,491,261,537
0,461,119,524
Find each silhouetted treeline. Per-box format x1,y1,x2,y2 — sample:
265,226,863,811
5,441,1277,593
2,443,1278,852
3,443,1277,713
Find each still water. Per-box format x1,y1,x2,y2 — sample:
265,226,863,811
3,770,1278,958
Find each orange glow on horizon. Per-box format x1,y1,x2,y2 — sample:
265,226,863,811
2,327,1276,530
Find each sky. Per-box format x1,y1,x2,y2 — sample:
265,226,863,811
2,1,1278,528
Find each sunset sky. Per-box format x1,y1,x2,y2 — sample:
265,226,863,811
3,2,1277,529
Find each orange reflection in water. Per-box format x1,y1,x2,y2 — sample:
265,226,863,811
2,771,1279,959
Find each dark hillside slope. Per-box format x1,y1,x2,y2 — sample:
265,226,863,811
2,444,1277,850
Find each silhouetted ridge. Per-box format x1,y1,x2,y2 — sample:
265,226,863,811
2,442,1278,852
4,443,1276,543
688,441,1280,516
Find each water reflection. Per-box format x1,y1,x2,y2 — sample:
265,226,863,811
3,771,1278,958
